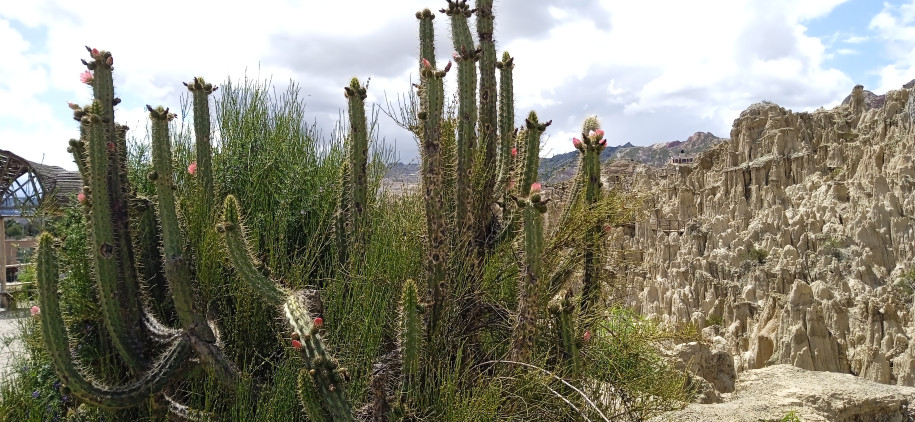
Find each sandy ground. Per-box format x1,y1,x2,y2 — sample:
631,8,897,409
0,307,27,380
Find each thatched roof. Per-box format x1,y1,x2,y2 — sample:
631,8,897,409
0,149,82,215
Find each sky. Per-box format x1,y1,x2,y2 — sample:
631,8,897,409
2,0,915,171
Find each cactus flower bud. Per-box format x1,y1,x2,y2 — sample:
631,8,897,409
583,330,591,342
79,70,93,85
106,142,115,152
572,137,582,149
603,225,612,233
511,147,517,157
77,192,86,203
422,58,431,69
90,48,99,59
598,139,607,147
313,317,324,328
292,339,302,349
187,161,197,175
30,306,40,316
530,182,542,193
67,102,79,110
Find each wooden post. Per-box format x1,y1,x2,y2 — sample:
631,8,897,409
0,216,6,308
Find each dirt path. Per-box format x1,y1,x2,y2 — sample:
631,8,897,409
0,308,27,379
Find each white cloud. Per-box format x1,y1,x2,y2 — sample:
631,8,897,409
870,1,915,93
0,0,867,169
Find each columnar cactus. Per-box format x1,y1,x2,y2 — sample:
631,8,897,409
575,116,607,312
345,78,370,248
221,195,353,421
399,279,423,393
185,77,217,214
442,0,478,236
495,51,515,196
417,56,451,329
38,48,238,412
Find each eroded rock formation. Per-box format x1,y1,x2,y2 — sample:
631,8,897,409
617,83,915,387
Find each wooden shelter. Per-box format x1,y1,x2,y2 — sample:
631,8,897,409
0,149,82,306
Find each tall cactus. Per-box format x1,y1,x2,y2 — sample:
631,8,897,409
345,78,370,248
577,116,607,312
417,56,451,330
37,48,239,412
442,0,478,237
185,77,217,214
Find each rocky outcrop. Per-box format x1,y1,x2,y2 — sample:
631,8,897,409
653,364,915,422
618,82,915,387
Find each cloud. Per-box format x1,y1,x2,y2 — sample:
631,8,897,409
1,0,862,171
869,1,915,93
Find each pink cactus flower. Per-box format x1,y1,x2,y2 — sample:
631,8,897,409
530,182,542,193
292,339,302,349
572,137,582,148
422,58,431,69
77,192,86,203
583,330,591,342
30,306,40,316
313,317,324,328
511,147,517,157
187,161,197,175
80,70,93,85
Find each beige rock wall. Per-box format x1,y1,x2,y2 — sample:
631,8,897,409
618,84,915,386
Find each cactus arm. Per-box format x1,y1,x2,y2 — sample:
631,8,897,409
148,105,238,385
495,52,515,195
399,279,423,393
83,102,147,373
220,195,288,305
520,112,551,196
37,233,190,409
86,51,146,358
473,0,498,249
579,116,606,312
418,59,450,331
442,0,477,234
185,77,217,214
344,78,369,247
298,368,332,422
221,195,353,420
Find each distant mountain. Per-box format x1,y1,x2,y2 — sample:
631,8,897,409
383,131,727,187
539,131,726,183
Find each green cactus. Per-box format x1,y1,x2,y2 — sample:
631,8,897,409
344,78,370,249
578,116,607,312
221,195,353,421
442,0,477,237
511,173,548,361
417,53,451,330
495,51,515,197
399,279,423,393
37,233,191,408
185,77,217,214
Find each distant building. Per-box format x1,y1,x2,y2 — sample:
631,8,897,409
670,149,695,165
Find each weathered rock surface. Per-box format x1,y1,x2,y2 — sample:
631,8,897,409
616,81,915,388
653,364,915,422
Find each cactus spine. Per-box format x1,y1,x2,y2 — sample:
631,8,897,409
221,195,353,421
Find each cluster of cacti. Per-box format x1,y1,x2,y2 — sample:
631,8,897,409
32,2,643,420
39,48,237,412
